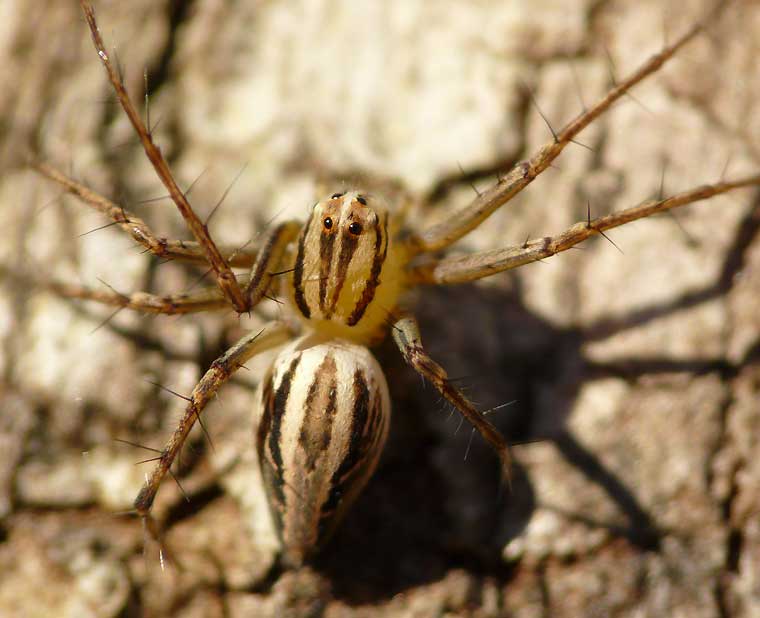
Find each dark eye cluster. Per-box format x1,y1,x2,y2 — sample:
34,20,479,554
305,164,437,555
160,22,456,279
322,192,366,235
322,217,363,236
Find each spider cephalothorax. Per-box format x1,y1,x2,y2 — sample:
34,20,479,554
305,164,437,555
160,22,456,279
290,190,407,343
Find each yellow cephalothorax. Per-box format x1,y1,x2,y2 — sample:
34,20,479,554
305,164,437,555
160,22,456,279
289,190,408,344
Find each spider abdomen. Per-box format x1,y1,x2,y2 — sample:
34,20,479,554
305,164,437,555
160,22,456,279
256,334,390,566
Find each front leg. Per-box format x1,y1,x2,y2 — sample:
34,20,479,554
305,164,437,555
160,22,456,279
405,13,717,254
81,1,248,312
391,315,511,479
407,175,760,285
33,162,258,268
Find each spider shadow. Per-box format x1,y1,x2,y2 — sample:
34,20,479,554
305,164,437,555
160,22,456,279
314,195,760,603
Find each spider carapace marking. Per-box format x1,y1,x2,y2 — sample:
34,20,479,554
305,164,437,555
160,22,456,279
43,1,760,571
291,191,407,344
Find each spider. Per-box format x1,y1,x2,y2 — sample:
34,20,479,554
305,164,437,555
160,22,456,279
25,0,759,574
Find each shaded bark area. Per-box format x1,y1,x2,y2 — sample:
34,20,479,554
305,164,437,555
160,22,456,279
0,1,759,616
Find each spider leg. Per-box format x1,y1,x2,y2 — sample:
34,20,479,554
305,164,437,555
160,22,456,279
35,159,301,312
33,162,257,268
134,322,295,555
408,174,760,285
406,5,725,254
80,1,249,312
391,314,511,480
243,221,301,309
48,280,230,315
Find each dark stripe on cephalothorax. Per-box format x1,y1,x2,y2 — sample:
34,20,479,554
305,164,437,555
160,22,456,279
292,213,312,318
347,212,389,326
298,353,338,472
265,355,301,510
325,230,360,318
318,225,336,312
319,368,372,530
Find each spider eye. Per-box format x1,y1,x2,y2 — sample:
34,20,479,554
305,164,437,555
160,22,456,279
348,222,362,235
323,217,333,230
356,195,367,205
331,192,344,199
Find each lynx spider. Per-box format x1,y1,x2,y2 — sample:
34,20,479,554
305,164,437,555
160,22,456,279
32,1,760,568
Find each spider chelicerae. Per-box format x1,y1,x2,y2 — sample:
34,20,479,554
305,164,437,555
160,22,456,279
27,0,760,571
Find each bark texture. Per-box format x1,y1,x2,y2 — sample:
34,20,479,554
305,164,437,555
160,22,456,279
0,1,759,616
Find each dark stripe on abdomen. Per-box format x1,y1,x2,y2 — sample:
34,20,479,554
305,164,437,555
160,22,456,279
298,353,338,472
259,355,301,512
319,368,371,531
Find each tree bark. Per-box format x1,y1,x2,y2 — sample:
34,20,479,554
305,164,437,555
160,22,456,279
0,1,759,616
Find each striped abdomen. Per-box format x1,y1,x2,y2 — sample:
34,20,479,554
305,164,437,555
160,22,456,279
256,334,390,566
290,191,406,343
